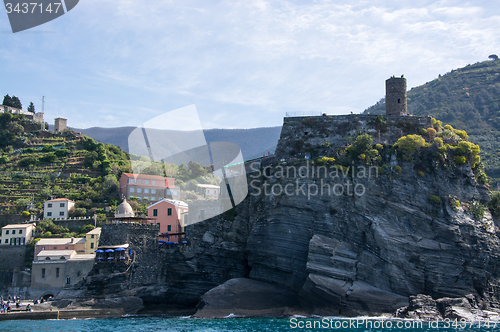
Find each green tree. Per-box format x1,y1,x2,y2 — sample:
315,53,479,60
489,54,499,61
2,94,12,106
10,95,22,109
27,102,35,113
395,135,426,154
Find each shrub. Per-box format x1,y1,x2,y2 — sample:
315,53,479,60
455,130,468,141
395,135,426,154
21,211,30,218
464,200,486,221
419,128,427,135
375,144,383,150
54,148,70,157
443,124,454,131
418,171,425,177
395,165,402,173
489,191,500,218
38,152,58,164
454,156,466,164
316,157,336,166
0,156,9,164
433,137,443,146
18,156,37,167
429,195,441,205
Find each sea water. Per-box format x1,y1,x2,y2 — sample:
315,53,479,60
1,316,498,331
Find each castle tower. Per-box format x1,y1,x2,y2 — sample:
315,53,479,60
54,117,67,133
385,75,407,116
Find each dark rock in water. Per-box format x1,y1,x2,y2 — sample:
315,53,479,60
395,294,440,320
193,278,299,318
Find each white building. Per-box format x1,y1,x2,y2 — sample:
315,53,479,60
0,223,36,245
44,198,75,219
0,105,44,124
196,184,221,199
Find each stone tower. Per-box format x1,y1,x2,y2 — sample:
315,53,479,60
385,75,407,116
54,117,67,133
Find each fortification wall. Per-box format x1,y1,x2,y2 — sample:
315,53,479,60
275,114,432,159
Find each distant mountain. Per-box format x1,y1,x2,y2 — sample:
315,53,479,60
364,59,500,182
74,126,282,161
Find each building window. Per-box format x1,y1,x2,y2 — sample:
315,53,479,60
144,189,149,193
0,240,2,244
12,230,15,235
48,203,52,208
90,242,94,249
47,212,52,217
54,246,57,249
59,211,65,216
137,189,142,193
137,180,142,184
19,229,22,234
144,180,149,185
129,179,135,184
398,98,401,104
143,197,149,201
167,225,171,232
66,276,71,284
91,234,94,238
5,230,8,235
153,209,158,217
151,189,156,194
60,203,65,207
56,268,60,278
130,188,135,192
167,208,172,216
201,210,205,220
22,238,25,245
42,268,45,278
152,181,156,185
65,246,69,249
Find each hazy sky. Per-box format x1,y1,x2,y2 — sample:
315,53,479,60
1,0,499,130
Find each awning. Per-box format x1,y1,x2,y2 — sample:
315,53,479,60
105,249,114,253
115,248,126,251
94,250,104,253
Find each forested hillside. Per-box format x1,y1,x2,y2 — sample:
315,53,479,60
364,58,500,183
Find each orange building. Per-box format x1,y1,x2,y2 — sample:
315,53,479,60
119,173,175,203
146,199,188,243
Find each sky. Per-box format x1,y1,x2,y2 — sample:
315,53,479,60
1,0,499,130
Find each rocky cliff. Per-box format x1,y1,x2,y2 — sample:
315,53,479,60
55,152,500,318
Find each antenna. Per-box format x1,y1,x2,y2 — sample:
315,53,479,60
41,96,45,131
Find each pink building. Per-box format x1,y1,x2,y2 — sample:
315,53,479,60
146,199,188,243
34,237,86,256
119,173,175,203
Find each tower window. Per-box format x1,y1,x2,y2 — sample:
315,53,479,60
398,99,401,104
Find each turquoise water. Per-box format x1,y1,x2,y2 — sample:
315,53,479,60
1,316,499,331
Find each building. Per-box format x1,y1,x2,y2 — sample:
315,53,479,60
43,198,75,220
0,105,44,124
54,117,67,133
146,199,188,243
31,249,94,293
85,227,101,254
386,75,407,116
196,184,220,199
119,173,175,203
0,223,36,245
35,237,86,256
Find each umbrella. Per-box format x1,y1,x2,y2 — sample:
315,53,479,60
119,257,125,260
158,240,167,244
107,257,114,260
105,249,114,253
94,250,104,253
115,248,126,251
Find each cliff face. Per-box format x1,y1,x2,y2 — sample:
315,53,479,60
61,151,500,317
240,161,499,315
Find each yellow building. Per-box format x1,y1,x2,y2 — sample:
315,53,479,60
85,227,101,254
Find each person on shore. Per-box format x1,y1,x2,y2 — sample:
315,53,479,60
26,304,32,312
6,302,11,313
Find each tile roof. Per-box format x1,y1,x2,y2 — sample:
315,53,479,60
122,173,170,180
2,223,35,229
37,250,75,257
147,198,188,209
36,238,85,245
46,198,74,202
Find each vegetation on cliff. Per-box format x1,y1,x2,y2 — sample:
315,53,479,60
363,58,500,183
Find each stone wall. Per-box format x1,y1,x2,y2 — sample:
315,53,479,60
275,114,432,159
0,246,26,270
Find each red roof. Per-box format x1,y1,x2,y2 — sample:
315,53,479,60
47,198,74,202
